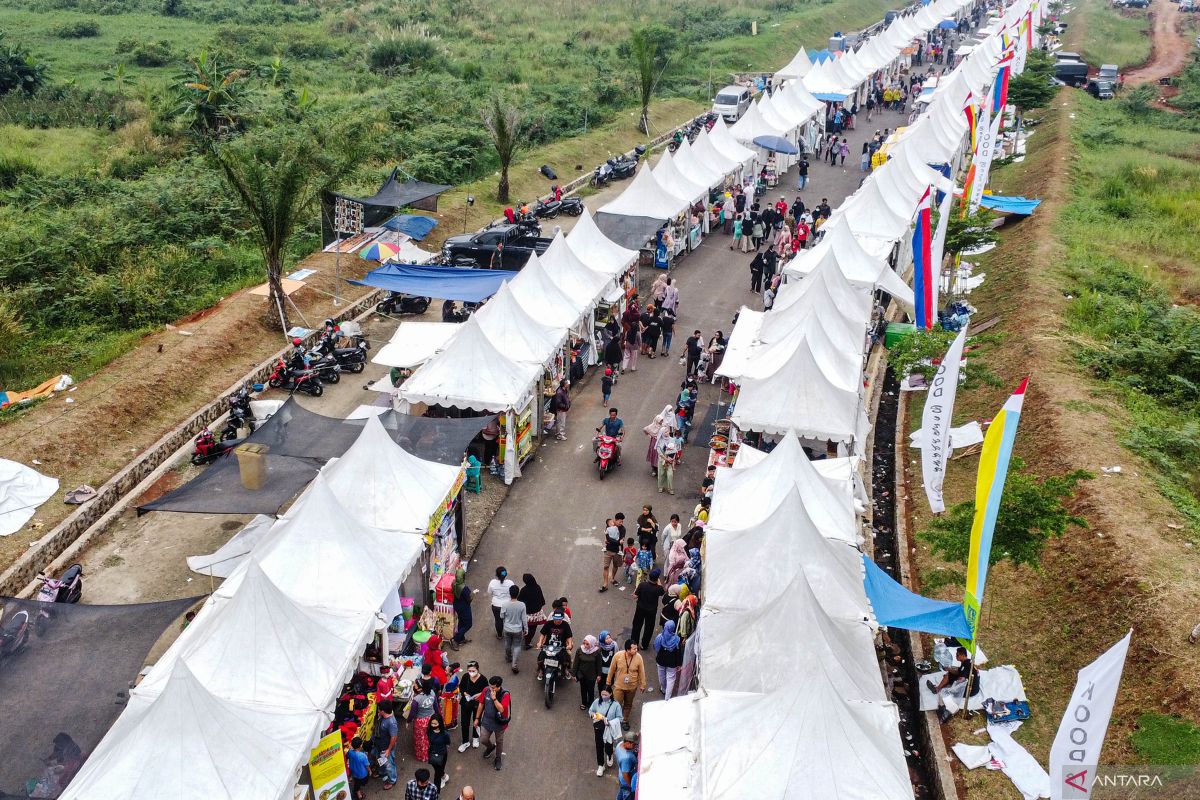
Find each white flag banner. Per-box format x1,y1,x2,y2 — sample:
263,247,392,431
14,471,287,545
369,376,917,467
968,108,1004,214
1049,630,1133,800
930,180,955,302
920,325,968,513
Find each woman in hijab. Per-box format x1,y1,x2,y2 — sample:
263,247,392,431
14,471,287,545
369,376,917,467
409,678,439,762
422,635,451,686
518,574,546,648
705,331,727,383
674,585,699,641
665,538,688,586
661,277,680,314
650,273,668,307
588,684,624,776
597,630,619,691
451,568,473,649
653,620,684,700
681,548,702,594
661,584,681,629
642,404,672,472
574,634,602,710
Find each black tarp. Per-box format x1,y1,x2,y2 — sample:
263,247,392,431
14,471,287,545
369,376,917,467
594,212,664,250
0,595,199,798
139,401,490,515
321,168,451,246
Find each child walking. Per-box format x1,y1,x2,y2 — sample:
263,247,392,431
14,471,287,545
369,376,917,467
601,368,614,405
622,538,638,584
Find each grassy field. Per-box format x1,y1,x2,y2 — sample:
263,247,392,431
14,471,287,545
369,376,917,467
1065,0,1153,67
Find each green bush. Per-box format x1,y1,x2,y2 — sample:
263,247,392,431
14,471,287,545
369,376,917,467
368,28,447,74
131,40,174,67
0,33,49,96
52,19,101,38
0,154,40,189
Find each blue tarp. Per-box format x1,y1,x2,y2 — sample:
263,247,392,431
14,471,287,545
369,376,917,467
753,135,799,155
383,214,439,240
862,555,972,639
813,91,850,102
351,263,517,302
979,195,1042,216
810,49,834,63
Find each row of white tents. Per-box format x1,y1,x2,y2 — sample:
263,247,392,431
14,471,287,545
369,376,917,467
637,0,1040,795
61,415,462,800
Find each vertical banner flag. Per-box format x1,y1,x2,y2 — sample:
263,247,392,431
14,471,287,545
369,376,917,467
968,101,1003,214
993,50,1016,115
963,378,1029,652
963,92,978,153
1050,631,1133,800
912,186,935,329
921,326,968,512
930,174,954,300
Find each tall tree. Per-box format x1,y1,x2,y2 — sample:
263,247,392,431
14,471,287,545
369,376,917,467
627,25,675,135
211,122,367,331
0,32,48,96
480,93,533,204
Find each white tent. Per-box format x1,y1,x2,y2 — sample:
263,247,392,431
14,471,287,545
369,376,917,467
653,149,708,206
728,98,787,143
538,231,614,306
322,414,462,533
61,662,324,800
597,162,690,220
508,252,590,329
833,174,913,244
705,119,758,172
372,321,461,370
0,458,58,536
399,318,543,412
638,694,700,798
565,209,637,278
764,85,820,131
186,514,275,579
760,258,873,344
708,433,857,544
672,137,727,191
783,216,915,305
473,281,568,366
776,47,813,79
802,59,853,100
732,443,869,514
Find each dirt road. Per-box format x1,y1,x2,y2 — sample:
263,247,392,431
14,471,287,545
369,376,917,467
1123,0,1191,85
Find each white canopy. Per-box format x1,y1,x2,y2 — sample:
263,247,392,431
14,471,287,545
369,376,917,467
598,162,689,220
761,257,872,343
508,251,588,328
186,514,275,579
62,662,324,800
690,126,743,177
802,59,854,99
322,414,462,533
0,458,58,536
653,149,708,205
706,118,758,171
539,231,615,307
372,321,460,369
776,47,813,79
732,444,868,514
472,281,567,365
672,137,727,191
729,98,787,143
565,209,637,277
399,317,542,411
783,216,915,305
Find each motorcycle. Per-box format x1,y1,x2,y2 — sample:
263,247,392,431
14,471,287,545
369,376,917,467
442,301,472,324
607,145,645,179
667,131,684,153
220,387,256,441
266,357,325,396
308,352,343,384
0,607,31,663
558,196,584,217
593,433,620,479
33,564,82,636
533,197,562,219
375,292,432,316
312,336,368,375
590,162,613,189
191,427,244,465
541,640,565,708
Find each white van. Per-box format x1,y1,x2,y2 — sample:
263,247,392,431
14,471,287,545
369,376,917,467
712,85,752,122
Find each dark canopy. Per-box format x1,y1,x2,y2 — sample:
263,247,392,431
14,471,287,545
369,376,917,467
321,168,450,246
351,263,517,303
0,595,199,797
594,212,664,251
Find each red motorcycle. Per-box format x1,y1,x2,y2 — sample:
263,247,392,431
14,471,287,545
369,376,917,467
191,427,242,465
266,356,324,397
593,434,620,479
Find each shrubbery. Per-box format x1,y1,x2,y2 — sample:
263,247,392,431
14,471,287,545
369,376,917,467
52,19,100,38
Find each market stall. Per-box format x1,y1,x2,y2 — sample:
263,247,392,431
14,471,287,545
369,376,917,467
596,162,691,262
652,150,709,251
566,209,639,334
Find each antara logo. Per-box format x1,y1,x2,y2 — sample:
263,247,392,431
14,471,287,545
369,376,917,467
1065,769,1089,792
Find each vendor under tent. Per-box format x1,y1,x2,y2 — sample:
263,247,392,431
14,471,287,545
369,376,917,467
782,216,915,306
60,662,326,800
320,167,449,247
472,281,568,366
566,208,639,279
351,262,517,303
372,321,460,370
596,162,690,250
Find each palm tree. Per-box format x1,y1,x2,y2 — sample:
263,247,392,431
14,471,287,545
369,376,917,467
629,28,657,135
211,123,367,331
481,93,533,204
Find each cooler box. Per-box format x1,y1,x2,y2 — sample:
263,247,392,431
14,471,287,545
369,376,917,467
435,573,456,604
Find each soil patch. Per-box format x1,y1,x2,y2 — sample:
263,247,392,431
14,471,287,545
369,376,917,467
1123,0,1190,86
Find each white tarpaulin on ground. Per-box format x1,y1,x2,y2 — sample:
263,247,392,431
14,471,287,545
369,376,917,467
473,281,568,366
783,216,915,306
399,319,542,412
565,208,638,278
186,514,275,579
0,458,58,536
598,162,690,220
372,321,461,369
322,414,462,533
61,662,324,800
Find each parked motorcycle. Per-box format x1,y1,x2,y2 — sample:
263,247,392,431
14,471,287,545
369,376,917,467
590,162,613,189
541,639,565,708
191,427,244,465
375,292,432,316
593,434,620,479
309,352,343,384
266,357,325,396
607,145,645,179
33,564,83,636
0,607,31,663
533,197,563,219
312,335,368,375
220,387,256,441
442,300,472,324
558,196,584,216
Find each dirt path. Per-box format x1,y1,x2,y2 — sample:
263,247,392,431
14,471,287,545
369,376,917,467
1123,0,1191,85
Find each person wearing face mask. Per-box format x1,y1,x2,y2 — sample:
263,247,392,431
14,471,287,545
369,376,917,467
457,661,488,753
427,715,453,790
574,635,602,711
486,566,515,639
588,685,624,776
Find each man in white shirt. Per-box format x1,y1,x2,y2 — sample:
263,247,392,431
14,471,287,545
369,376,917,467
487,566,515,640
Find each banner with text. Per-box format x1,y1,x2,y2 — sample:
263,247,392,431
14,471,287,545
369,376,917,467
921,326,969,513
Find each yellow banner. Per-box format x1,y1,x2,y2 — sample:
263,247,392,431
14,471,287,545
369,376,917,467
308,731,349,800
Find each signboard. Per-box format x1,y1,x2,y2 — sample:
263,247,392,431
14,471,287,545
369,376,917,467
426,468,467,537
334,198,364,236
308,731,350,800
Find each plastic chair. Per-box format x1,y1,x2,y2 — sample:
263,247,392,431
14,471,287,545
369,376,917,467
465,455,483,493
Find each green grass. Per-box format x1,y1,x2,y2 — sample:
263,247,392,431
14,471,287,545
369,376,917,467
0,125,114,175
1131,713,1200,765
1068,0,1152,68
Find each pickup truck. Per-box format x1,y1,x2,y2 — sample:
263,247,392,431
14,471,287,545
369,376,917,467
440,223,553,269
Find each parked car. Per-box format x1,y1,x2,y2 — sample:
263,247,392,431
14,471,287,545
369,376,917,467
1087,79,1115,100
441,223,552,269
712,85,752,122
1126,0,1150,8
1098,64,1120,81
1054,51,1083,62
1054,60,1090,87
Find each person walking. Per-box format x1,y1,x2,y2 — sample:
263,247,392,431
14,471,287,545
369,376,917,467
476,676,511,771
456,661,487,753
574,634,603,710
749,252,764,293
588,686,624,776
451,570,473,649
600,517,623,592
606,640,647,726
517,573,546,649
797,155,809,190
427,716,453,791
603,333,623,381
642,306,661,359
652,621,684,700
684,330,703,378
838,138,849,166
486,567,514,640
730,214,742,251
616,732,640,800
552,379,571,441
750,212,764,252
597,630,618,692
601,367,614,404
860,141,871,172
656,427,680,495
374,701,400,790
500,585,527,673
404,768,439,800
631,569,665,651
410,678,439,763
659,306,676,357
348,736,371,799
622,322,639,373
660,513,683,555
660,277,679,315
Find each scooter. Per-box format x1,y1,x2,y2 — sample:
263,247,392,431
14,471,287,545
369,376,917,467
442,301,472,324
220,387,256,441
308,352,343,384
33,564,82,636
375,292,432,316
266,357,325,396
590,162,613,189
608,147,645,179
593,433,620,479
0,607,31,663
558,196,584,216
313,336,369,374
533,197,562,219
191,427,244,465
541,640,565,708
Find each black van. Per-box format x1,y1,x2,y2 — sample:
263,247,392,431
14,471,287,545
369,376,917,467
1054,60,1090,87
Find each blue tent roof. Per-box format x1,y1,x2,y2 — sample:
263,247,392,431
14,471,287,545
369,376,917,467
383,214,439,241
862,555,971,639
810,49,834,63
979,195,1042,215
351,263,517,303
813,91,850,102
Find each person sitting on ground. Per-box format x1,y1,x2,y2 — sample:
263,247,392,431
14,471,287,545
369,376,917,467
926,646,981,722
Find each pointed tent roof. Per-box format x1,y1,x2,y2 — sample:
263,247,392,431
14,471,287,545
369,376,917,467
776,47,813,79
764,85,819,130
802,59,853,99
708,118,758,170
534,232,611,310
62,662,324,800
729,98,787,142
323,414,463,532
708,433,857,544
833,174,913,243
653,149,708,205
565,209,637,277
728,304,865,393
472,281,567,366
757,95,796,135
782,216,915,305
597,162,689,220
508,251,588,328
134,561,374,711
691,125,743,175
672,137,727,190
780,79,825,120
762,256,873,341
399,317,542,411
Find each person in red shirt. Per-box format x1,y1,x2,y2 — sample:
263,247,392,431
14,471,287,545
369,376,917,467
376,665,396,703
774,196,788,217
796,220,809,251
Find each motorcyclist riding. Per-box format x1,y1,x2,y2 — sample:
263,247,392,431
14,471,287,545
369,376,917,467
594,408,625,465
536,608,574,681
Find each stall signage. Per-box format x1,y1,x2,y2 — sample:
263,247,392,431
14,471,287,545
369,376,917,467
308,731,350,800
426,468,466,536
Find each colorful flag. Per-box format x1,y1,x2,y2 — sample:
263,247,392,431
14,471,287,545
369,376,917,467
963,92,978,152
912,186,935,329
930,174,954,290
921,326,968,513
1050,631,1133,800
967,106,1002,214
963,378,1029,653
992,52,1015,115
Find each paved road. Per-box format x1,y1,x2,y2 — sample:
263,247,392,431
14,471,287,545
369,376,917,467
390,106,910,800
